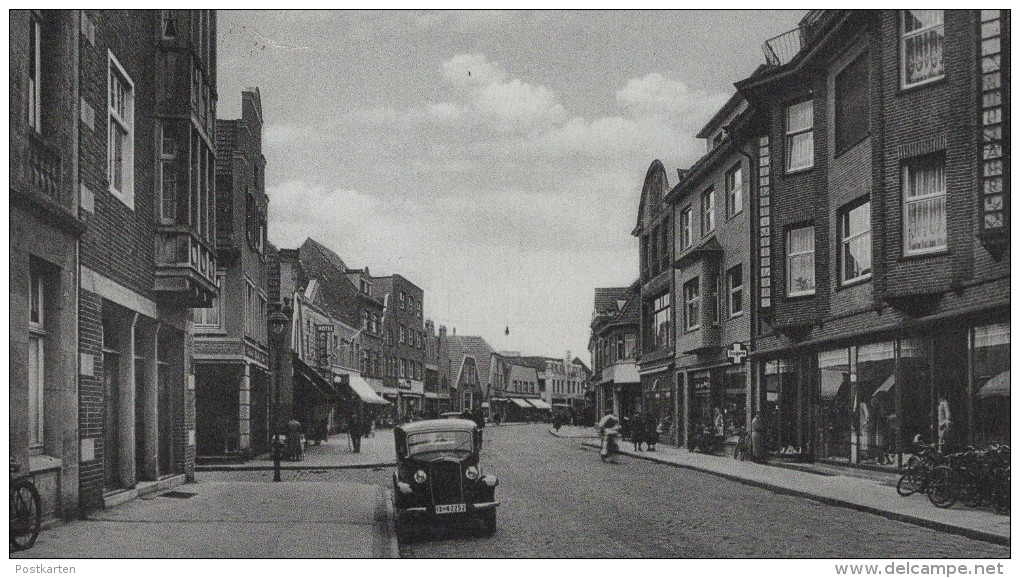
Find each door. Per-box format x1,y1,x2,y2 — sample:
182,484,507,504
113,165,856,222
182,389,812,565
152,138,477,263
103,351,121,490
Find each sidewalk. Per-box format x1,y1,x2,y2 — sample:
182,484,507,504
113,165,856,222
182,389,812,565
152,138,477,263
11,480,397,558
197,430,396,472
561,432,1010,546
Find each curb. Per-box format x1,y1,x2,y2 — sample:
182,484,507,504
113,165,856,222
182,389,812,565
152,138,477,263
548,428,597,439
578,442,1009,547
374,487,400,558
196,462,396,472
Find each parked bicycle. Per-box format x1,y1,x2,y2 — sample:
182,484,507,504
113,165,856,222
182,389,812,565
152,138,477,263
733,428,753,462
926,443,1010,514
10,457,41,551
896,442,943,497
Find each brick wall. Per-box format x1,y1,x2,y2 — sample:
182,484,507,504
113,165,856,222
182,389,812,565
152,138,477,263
77,288,104,513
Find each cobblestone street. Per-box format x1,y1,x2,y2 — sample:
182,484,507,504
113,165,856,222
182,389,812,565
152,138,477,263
208,424,1009,558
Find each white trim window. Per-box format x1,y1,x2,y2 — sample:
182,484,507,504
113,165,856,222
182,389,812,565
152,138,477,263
28,14,42,132
726,163,743,218
28,266,46,450
901,10,945,89
107,52,135,208
786,100,814,172
786,226,816,296
727,264,743,318
683,278,700,331
701,188,715,236
840,200,872,284
680,206,692,249
903,155,947,255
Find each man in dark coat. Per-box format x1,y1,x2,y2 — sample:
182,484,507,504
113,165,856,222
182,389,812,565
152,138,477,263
348,412,363,454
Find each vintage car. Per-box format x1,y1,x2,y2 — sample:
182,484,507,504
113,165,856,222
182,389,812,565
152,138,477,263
392,418,499,535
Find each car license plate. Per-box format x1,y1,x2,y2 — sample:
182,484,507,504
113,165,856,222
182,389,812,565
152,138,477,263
435,503,466,514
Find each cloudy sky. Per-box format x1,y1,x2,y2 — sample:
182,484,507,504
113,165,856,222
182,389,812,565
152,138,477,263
216,10,804,360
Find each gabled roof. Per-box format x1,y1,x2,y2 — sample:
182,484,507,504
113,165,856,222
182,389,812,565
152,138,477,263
594,287,630,315
696,91,747,139
633,160,670,236
447,335,495,391
297,238,362,323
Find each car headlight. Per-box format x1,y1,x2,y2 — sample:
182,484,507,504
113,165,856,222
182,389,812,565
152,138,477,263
413,469,427,484
465,466,480,480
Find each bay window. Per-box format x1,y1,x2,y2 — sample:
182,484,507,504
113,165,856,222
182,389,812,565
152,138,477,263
903,155,947,255
683,279,700,332
786,226,815,296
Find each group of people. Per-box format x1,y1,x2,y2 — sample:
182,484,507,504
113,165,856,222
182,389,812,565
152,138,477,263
623,412,660,452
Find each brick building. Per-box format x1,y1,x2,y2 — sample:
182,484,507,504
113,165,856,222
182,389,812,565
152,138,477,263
73,10,218,511
634,161,677,440
488,353,542,422
193,88,270,459
10,9,87,520
423,319,453,417
666,92,756,449
737,10,1010,466
590,285,640,420
369,274,427,418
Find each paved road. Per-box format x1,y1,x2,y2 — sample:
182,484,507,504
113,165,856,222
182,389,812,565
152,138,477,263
204,424,1010,558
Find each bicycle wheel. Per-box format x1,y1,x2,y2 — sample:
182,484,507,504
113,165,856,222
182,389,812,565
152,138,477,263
896,456,923,497
927,466,957,509
10,479,42,550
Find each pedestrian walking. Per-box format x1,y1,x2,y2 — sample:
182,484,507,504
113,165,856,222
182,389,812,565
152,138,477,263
645,413,659,451
631,413,645,451
348,412,363,454
751,411,765,463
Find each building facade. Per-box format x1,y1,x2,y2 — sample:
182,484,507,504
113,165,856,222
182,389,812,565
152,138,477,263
10,8,88,521
590,285,641,422
423,319,452,417
667,93,756,450
738,9,1010,466
489,353,543,422
370,275,426,419
193,87,270,459
444,334,494,412
634,161,679,443
74,9,218,512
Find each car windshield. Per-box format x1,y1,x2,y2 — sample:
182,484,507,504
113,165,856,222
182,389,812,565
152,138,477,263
406,430,473,456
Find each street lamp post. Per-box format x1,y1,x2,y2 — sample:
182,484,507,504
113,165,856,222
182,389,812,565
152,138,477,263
268,300,291,483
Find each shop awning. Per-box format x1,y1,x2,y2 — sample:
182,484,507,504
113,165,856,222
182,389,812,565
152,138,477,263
528,399,552,410
293,355,336,402
820,369,848,400
872,374,895,399
509,398,532,408
336,374,390,405
978,371,1010,398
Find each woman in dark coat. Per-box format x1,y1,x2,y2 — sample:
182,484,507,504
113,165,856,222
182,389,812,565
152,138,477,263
645,413,660,451
630,413,645,451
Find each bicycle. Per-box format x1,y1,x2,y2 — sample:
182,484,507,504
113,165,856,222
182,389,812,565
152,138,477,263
733,428,752,462
896,442,942,497
10,457,41,551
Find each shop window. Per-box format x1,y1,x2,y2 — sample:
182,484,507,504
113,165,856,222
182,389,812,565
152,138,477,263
903,154,947,255
835,53,869,156
901,10,944,89
785,100,814,172
840,199,872,285
108,52,135,208
683,278,700,332
726,264,743,318
786,225,815,296
973,323,1009,446
818,348,852,461
701,188,715,236
725,164,743,218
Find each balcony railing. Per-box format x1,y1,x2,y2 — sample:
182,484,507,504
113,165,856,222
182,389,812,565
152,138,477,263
762,26,806,66
27,132,61,202
154,228,218,307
